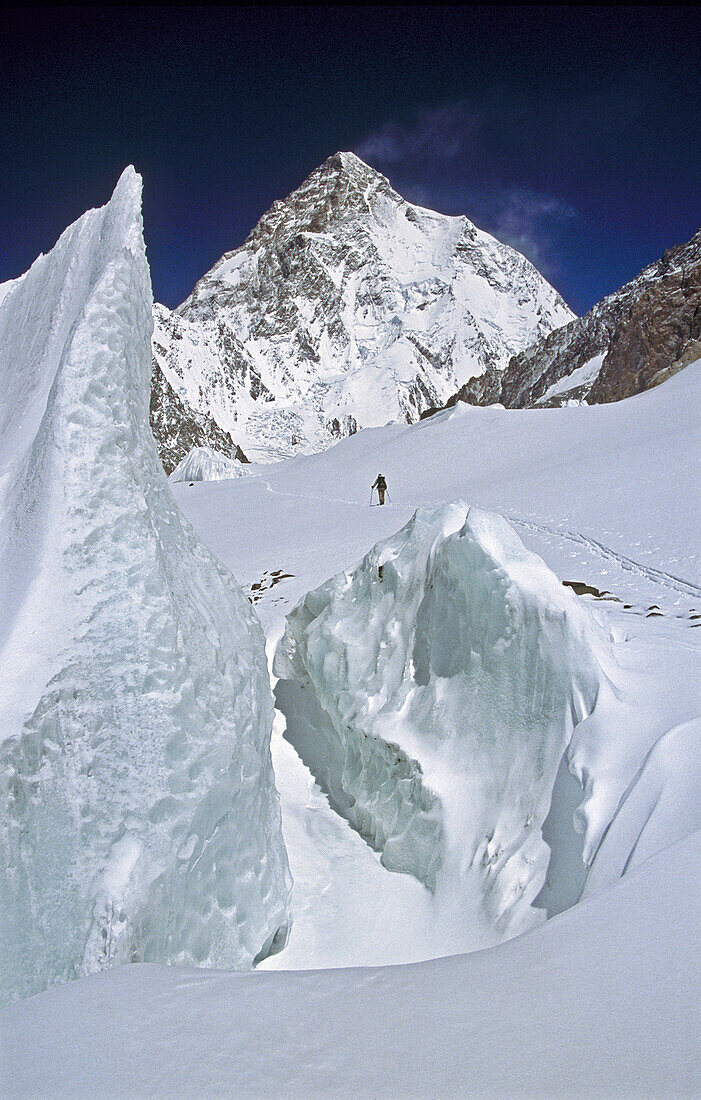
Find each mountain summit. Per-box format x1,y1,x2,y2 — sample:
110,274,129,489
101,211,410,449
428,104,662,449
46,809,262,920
151,153,574,464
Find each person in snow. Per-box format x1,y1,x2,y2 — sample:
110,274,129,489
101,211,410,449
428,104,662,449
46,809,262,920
372,474,387,505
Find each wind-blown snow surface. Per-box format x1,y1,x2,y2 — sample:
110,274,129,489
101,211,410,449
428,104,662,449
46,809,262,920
0,169,289,1005
153,152,574,461
275,505,616,949
169,444,251,483
2,831,699,1098
2,320,698,1095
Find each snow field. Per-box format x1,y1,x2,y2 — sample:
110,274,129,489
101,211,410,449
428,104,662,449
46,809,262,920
0,160,697,1099
175,360,700,969
3,830,698,1098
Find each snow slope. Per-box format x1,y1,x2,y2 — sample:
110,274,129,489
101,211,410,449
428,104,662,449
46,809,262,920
152,152,574,462
2,830,698,1099
1,263,697,1095
183,360,700,603
0,275,22,309
0,169,290,1005
174,360,700,971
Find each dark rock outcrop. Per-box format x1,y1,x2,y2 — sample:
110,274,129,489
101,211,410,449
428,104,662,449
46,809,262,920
588,244,701,403
423,229,701,416
505,229,701,409
149,360,248,475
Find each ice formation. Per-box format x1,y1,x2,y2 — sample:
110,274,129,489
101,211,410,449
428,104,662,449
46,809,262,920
0,168,290,1005
169,444,251,483
274,504,616,946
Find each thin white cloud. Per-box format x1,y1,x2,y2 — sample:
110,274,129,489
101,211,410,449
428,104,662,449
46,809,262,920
357,103,482,165
355,102,576,278
490,188,576,275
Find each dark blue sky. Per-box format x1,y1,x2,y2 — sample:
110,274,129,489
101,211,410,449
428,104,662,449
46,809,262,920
1,6,699,314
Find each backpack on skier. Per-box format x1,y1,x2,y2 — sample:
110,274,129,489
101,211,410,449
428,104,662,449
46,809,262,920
372,474,388,505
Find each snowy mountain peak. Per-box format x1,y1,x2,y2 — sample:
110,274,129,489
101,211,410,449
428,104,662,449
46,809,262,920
316,149,385,184
214,150,395,266
152,156,575,463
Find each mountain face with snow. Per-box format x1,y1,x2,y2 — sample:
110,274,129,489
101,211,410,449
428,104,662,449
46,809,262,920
151,152,573,464
0,169,290,1004
434,228,701,412
150,342,249,475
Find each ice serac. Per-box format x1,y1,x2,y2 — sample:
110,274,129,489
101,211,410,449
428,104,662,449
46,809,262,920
0,168,290,1005
274,504,615,947
152,152,574,462
169,444,251,483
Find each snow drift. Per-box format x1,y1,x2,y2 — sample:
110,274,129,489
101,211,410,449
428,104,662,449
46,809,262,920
274,503,617,947
169,444,251,483
0,168,290,1005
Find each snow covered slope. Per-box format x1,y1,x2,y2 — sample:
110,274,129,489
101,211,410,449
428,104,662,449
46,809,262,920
3,831,698,1099
0,169,290,1005
152,152,573,462
0,275,22,309
173,361,700,970
275,505,616,949
149,351,249,475
169,444,251,483
1,231,697,1094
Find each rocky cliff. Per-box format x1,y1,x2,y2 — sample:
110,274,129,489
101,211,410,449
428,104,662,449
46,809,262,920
502,230,701,409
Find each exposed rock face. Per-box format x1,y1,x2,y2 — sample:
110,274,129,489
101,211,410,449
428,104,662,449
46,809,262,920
150,345,248,475
151,152,573,461
420,229,701,416
420,368,502,417
588,243,701,403
502,230,701,409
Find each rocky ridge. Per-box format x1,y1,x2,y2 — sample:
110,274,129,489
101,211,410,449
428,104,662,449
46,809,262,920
150,339,248,475
432,229,701,414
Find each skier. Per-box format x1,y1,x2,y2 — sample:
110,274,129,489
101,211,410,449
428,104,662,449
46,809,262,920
372,473,388,505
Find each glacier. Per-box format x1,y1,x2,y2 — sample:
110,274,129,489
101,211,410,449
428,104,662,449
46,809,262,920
274,503,617,947
0,167,290,1005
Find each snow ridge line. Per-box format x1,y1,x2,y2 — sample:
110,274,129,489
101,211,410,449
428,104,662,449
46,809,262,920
510,518,701,598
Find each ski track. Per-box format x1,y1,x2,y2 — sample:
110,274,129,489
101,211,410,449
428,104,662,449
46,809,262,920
258,474,700,603
509,517,701,599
